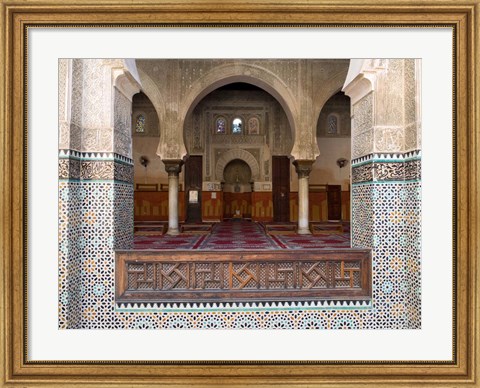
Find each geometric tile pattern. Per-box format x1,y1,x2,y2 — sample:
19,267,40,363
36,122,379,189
404,182,422,328
351,149,422,330
59,149,421,329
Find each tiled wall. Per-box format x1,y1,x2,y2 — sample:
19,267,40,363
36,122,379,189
59,150,134,329
351,151,422,329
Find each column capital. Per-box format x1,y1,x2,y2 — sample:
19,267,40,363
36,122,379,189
163,159,184,176
293,160,314,179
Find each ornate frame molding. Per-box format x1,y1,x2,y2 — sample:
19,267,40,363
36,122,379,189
1,1,478,386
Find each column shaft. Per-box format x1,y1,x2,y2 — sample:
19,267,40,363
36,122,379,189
297,175,310,234
293,160,314,235
168,174,180,235
163,160,184,235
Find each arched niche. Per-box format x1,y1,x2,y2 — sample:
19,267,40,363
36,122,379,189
215,149,260,182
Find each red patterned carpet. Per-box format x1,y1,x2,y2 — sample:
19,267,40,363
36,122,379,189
133,220,351,250
196,220,281,250
270,233,351,249
134,233,206,250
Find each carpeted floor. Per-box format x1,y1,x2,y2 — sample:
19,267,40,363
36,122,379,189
270,233,351,249
134,233,207,250
196,220,281,250
133,220,351,250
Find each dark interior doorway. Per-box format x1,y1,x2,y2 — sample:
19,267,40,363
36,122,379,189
327,184,342,220
272,156,290,222
184,155,203,223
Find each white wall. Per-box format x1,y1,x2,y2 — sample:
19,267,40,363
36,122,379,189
310,137,351,190
132,137,167,186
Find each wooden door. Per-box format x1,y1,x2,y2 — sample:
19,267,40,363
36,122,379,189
327,184,342,220
272,156,290,222
184,155,202,223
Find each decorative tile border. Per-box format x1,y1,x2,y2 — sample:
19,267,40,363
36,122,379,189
351,151,421,184
351,162,374,183
404,159,422,181
59,158,81,180
115,300,373,312
59,149,133,164
59,149,133,183
351,150,421,166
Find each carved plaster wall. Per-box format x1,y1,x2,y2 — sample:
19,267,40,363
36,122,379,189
131,92,165,186
184,88,292,188
215,149,260,182
404,59,422,151
136,59,349,162
351,93,374,159
60,59,137,155
223,159,253,193
317,92,351,138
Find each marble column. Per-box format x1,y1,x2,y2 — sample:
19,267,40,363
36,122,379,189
293,160,314,234
163,159,184,235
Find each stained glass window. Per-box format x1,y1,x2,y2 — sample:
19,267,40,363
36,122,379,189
327,114,338,135
216,117,226,134
135,114,146,133
232,118,243,134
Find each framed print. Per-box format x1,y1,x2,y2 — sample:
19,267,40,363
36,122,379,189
1,0,479,386
189,190,199,203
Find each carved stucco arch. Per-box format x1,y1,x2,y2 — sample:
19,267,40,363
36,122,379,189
135,67,187,159
215,149,260,181
181,63,298,150
313,70,351,126
136,68,166,127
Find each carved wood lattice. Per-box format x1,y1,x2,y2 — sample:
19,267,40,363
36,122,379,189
116,250,371,302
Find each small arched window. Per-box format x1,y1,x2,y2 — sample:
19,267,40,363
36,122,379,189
135,114,146,133
215,117,226,134
327,114,339,135
232,117,243,134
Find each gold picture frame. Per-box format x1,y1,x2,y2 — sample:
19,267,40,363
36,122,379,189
1,1,479,386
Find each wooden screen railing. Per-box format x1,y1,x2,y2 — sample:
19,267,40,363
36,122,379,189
115,249,372,303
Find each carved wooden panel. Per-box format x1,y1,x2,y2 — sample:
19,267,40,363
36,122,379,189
116,250,371,302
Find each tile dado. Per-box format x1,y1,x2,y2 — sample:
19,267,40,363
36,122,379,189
351,150,421,184
59,149,133,183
